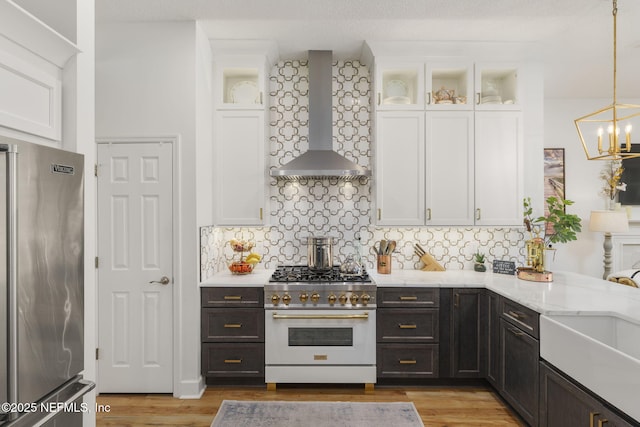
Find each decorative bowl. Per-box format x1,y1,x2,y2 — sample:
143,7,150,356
229,261,255,275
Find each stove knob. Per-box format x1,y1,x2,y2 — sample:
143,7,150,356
271,294,280,305
361,294,371,306
299,292,309,303
350,294,359,305
282,294,292,305
328,294,337,305
311,292,320,303
339,294,348,305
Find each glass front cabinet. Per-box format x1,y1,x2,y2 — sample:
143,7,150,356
372,58,524,227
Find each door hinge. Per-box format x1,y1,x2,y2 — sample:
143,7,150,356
94,164,98,177
95,257,99,268
96,348,99,360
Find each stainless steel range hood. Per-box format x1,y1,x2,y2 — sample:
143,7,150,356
270,50,371,180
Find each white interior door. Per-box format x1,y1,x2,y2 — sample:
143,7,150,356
97,141,174,393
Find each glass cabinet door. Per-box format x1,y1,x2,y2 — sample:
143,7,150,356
214,62,266,109
375,62,424,110
474,63,520,111
426,61,474,111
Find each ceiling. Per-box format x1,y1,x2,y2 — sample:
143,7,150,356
95,0,640,98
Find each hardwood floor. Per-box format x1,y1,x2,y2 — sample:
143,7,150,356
96,385,524,427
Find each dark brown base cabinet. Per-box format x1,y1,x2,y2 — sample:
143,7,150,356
200,287,264,382
491,293,540,427
540,361,638,427
486,290,501,389
500,317,539,426
376,288,439,378
440,288,487,378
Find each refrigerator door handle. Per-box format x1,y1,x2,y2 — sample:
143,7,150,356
3,377,96,427
5,144,18,409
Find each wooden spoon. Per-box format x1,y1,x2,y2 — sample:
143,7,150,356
386,240,396,254
379,239,387,255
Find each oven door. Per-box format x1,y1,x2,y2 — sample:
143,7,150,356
265,309,376,365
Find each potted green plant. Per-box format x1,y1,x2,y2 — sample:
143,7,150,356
523,196,582,271
473,250,487,272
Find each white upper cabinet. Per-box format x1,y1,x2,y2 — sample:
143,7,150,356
214,110,267,225
213,59,267,110
474,112,524,226
210,41,277,225
371,51,530,227
375,111,426,225
425,111,475,225
426,61,474,111
474,62,521,111
374,62,425,110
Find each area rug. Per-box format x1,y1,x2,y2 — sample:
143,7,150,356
211,400,424,427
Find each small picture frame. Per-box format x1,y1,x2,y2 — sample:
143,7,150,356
544,148,565,235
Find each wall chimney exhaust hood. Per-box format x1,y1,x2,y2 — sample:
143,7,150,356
270,50,371,180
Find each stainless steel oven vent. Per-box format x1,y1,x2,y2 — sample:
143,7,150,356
269,50,370,181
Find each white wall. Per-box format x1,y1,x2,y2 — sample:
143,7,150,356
543,98,640,278
96,21,204,397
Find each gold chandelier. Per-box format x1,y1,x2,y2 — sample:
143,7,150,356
575,0,640,160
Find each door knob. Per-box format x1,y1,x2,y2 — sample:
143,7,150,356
149,276,170,285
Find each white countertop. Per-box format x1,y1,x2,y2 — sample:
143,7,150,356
200,269,640,324
200,268,275,287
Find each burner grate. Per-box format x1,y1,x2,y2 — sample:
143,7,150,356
269,265,370,283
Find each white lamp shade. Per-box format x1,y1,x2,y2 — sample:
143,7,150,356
589,210,629,233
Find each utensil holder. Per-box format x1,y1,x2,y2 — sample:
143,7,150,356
377,255,391,274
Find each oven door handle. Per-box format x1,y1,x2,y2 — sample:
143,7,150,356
271,312,369,320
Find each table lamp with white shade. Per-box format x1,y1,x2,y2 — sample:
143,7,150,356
589,210,629,279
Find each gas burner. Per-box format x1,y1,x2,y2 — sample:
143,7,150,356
269,265,371,283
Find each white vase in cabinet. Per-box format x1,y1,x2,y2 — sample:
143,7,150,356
213,110,267,225
375,111,425,225
474,62,521,111
474,111,524,225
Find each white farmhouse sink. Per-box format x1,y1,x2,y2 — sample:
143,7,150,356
540,313,640,422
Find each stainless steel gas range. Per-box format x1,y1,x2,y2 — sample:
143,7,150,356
264,266,377,390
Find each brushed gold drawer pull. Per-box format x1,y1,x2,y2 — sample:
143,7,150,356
598,419,608,427
507,310,525,319
398,323,417,329
508,327,525,337
224,359,242,364
399,296,418,301
224,323,242,328
590,412,600,427
399,359,417,365
224,295,242,301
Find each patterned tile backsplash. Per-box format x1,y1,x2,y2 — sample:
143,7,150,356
200,59,527,281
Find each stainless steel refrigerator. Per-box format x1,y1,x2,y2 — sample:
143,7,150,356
1,136,94,426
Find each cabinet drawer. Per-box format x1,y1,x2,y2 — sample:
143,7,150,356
201,287,263,307
202,343,264,377
378,288,439,307
377,308,439,342
502,298,539,339
377,344,439,378
201,308,264,342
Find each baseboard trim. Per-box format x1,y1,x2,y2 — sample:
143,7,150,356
175,376,205,399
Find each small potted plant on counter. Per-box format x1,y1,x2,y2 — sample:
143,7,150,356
474,251,487,272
